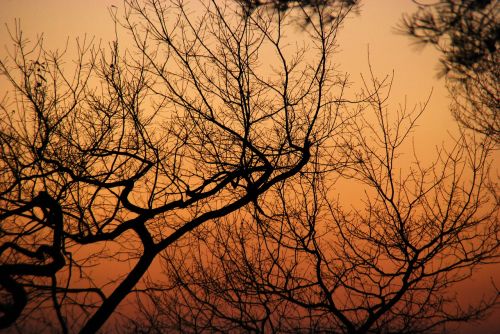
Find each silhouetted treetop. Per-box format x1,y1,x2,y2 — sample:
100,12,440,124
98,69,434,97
237,0,360,23
402,0,499,141
402,0,498,79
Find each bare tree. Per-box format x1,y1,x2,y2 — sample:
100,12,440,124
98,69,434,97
134,71,500,333
238,0,499,141
0,0,354,332
401,0,499,142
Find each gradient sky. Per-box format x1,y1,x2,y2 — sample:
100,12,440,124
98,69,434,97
0,0,453,144
1,0,498,332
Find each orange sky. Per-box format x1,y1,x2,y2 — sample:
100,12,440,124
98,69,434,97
0,0,454,145
0,0,498,332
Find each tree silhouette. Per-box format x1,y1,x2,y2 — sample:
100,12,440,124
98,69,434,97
241,0,499,141
237,0,359,21
0,0,355,332
402,0,499,142
131,72,499,333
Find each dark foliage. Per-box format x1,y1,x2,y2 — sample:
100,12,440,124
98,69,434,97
402,0,499,141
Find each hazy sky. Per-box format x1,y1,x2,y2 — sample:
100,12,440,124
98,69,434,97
0,0,458,221
0,0,498,332
0,0,455,147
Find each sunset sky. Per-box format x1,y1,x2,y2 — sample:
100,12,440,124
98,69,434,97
0,0,457,149
1,0,498,332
